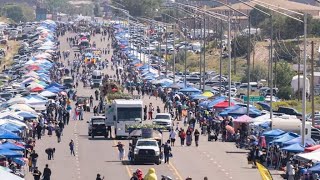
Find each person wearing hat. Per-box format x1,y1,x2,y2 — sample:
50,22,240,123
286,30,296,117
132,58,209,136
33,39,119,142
96,173,104,180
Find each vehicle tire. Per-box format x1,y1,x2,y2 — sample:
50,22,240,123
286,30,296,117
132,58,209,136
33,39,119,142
155,160,161,165
91,134,94,139
88,133,91,136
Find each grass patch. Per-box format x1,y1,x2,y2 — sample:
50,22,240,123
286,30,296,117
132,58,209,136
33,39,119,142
0,40,20,71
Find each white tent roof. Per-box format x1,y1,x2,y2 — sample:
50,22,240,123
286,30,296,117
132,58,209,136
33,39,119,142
0,112,24,121
40,90,57,97
294,150,320,162
0,167,24,180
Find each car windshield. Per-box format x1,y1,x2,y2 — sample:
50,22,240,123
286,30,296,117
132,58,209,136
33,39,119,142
136,141,157,146
155,115,170,119
91,118,105,124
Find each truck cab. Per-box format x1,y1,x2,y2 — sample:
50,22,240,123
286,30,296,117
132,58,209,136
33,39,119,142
91,70,103,88
87,116,107,138
153,113,173,130
132,138,161,165
62,76,74,89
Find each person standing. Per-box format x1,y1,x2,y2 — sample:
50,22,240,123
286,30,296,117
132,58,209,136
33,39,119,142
55,126,61,143
179,129,186,146
148,103,154,120
96,174,104,180
42,164,51,180
113,142,125,160
163,140,172,164
30,150,39,172
169,129,176,146
69,140,75,156
194,129,200,147
95,89,99,100
90,95,94,107
33,167,42,180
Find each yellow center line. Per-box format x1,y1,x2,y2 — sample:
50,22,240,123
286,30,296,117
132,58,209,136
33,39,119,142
112,140,132,177
169,161,183,180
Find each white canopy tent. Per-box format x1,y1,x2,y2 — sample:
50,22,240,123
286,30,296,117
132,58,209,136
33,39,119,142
294,149,320,162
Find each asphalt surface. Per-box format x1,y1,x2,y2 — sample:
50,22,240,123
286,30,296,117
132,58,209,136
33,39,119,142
24,31,273,180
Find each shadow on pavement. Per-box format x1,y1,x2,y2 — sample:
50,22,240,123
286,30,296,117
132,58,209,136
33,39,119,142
104,160,123,163
225,151,249,154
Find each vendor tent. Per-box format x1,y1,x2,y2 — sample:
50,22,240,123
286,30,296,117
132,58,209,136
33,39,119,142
40,90,57,97
179,87,201,93
0,142,25,151
295,150,320,162
0,149,23,158
0,128,21,139
0,166,24,180
282,137,316,147
234,115,252,123
305,145,320,153
0,112,24,121
282,143,305,153
308,163,320,173
271,132,300,146
263,129,286,144
9,104,36,114
214,100,235,109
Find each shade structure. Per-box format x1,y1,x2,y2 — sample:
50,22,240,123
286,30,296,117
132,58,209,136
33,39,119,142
305,145,320,152
295,150,320,162
207,96,227,109
0,112,24,121
179,87,201,93
0,123,21,133
0,142,25,151
282,143,305,153
282,137,316,147
263,129,286,145
221,106,261,118
271,132,300,146
201,91,214,97
308,163,320,173
0,128,21,139
40,90,57,97
214,100,235,109
10,104,36,113
0,166,23,180
0,149,23,158
31,86,44,92
7,97,27,105
234,115,252,123
16,111,38,119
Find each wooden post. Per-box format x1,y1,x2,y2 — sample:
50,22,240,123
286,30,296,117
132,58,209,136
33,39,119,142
311,41,315,126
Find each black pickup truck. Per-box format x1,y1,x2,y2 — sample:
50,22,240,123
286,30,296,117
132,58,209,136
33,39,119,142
276,107,302,119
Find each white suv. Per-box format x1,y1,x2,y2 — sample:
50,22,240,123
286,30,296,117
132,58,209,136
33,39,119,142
153,113,173,130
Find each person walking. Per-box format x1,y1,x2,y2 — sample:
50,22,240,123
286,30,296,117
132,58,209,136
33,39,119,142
96,174,104,180
148,103,154,120
113,142,125,160
33,167,42,180
55,126,61,143
163,140,172,164
90,95,94,107
169,129,176,146
45,148,55,160
69,140,75,156
194,129,200,147
178,128,186,146
42,164,51,180
30,150,39,172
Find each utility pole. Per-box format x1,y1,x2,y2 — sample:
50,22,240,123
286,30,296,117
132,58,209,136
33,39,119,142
311,41,315,126
203,17,206,91
165,25,168,77
219,20,223,96
199,20,202,90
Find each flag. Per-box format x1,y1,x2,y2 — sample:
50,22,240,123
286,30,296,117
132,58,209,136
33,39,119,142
256,162,273,180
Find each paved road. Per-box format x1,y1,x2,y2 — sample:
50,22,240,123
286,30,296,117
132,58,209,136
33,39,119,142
25,31,268,180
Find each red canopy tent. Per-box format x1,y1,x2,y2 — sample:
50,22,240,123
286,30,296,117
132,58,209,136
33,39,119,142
31,87,44,92
214,100,235,109
27,65,40,71
305,144,320,152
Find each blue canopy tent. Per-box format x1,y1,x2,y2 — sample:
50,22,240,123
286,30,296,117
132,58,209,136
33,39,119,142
45,82,64,89
13,157,25,166
207,96,227,109
0,128,21,139
191,95,208,100
46,86,62,93
263,129,285,144
0,149,23,158
308,163,320,173
226,106,261,118
270,132,300,146
199,100,210,108
0,142,25,151
282,143,305,153
179,87,201,93
0,124,21,134
282,137,316,147
17,112,38,120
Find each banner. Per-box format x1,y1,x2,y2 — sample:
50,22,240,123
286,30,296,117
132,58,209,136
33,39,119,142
256,162,273,180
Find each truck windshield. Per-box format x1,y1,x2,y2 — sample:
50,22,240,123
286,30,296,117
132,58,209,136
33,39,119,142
63,79,73,84
137,141,157,146
92,75,102,79
155,115,170,119
117,107,141,121
91,118,105,124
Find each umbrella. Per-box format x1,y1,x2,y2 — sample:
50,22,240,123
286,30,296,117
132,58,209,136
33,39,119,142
202,91,214,98
226,125,235,134
0,128,21,139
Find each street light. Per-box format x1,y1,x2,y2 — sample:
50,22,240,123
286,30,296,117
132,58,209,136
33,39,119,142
250,0,308,146
162,13,188,88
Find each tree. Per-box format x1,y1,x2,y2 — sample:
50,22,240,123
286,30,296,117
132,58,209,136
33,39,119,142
277,86,292,100
112,0,162,17
274,40,298,63
249,5,271,27
274,61,295,88
231,35,253,57
2,4,34,23
94,3,103,17
241,64,268,83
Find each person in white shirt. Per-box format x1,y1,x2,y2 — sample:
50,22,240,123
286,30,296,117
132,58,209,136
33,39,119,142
169,129,177,146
